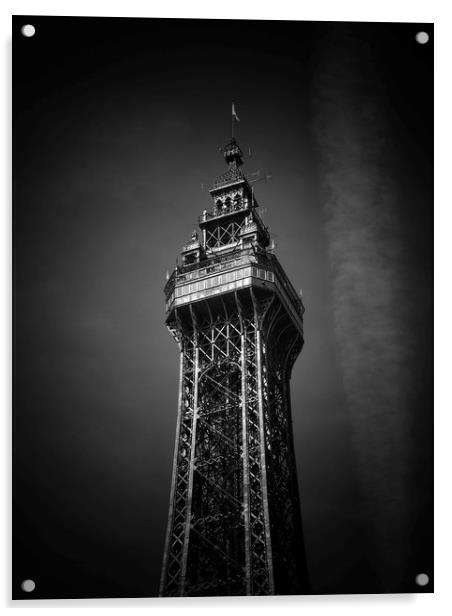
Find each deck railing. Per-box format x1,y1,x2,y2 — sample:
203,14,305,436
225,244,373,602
164,247,304,319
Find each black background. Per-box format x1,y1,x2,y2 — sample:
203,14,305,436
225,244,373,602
13,17,433,599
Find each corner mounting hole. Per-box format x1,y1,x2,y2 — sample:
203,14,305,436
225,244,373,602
415,31,429,45
21,24,35,38
21,579,36,592
415,573,429,587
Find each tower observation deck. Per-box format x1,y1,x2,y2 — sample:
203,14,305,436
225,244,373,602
159,137,309,596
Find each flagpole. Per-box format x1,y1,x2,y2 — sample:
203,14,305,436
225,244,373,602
232,102,240,139
231,102,234,139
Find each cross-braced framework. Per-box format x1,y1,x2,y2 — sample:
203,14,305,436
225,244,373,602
159,137,308,597
205,220,243,249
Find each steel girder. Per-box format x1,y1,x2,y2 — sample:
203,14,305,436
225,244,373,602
159,289,307,597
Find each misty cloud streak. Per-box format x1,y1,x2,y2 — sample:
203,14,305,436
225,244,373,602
311,29,427,589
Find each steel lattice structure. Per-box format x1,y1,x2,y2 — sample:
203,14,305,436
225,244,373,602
159,138,309,596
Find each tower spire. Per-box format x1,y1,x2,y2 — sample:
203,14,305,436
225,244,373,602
222,137,244,168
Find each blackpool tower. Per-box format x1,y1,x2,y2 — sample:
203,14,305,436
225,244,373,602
159,135,309,596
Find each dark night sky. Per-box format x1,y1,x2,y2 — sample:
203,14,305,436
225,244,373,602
13,17,433,599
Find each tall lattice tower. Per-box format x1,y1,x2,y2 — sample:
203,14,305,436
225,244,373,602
159,137,308,597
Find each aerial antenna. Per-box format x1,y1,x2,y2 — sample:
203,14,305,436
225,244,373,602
247,169,261,179
249,172,272,208
249,172,272,185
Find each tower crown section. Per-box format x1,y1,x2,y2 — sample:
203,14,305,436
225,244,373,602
164,137,305,337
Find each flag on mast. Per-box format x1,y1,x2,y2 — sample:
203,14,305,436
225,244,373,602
232,103,240,122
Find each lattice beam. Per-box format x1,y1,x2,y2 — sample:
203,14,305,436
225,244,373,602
160,286,306,597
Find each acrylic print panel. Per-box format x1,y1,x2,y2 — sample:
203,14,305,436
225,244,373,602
12,16,433,599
